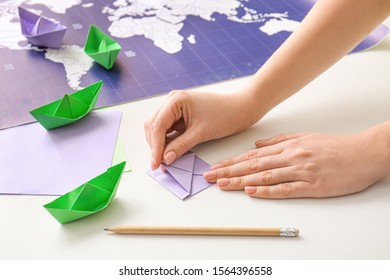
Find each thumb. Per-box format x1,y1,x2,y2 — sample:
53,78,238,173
162,131,201,165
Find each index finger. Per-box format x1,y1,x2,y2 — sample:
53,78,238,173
144,106,163,148
149,103,179,170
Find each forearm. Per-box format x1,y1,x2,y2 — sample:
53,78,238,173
359,120,390,179
242,0,390,119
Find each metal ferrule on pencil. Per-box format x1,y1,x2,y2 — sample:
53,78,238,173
280,228,299,237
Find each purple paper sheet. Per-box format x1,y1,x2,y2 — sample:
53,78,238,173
147,151,212,200
0,110,121,195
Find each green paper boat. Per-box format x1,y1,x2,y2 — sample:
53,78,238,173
84,25,121,70
30,80,103,130
44,161,126,224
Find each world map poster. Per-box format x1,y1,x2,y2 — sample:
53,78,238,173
0,0,388,130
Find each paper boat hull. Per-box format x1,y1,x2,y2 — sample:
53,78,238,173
84,25,121,70
44,208,95,224
88,49,121,70
26,29,67,49
30,80,103,129
44,161,126,224
30,110,76,130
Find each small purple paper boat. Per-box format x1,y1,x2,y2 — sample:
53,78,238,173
18,6,67,49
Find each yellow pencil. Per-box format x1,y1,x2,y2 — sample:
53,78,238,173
104,226,299,237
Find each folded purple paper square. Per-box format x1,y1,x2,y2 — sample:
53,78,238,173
147,151,212,200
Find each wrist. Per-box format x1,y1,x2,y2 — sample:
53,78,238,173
234,82,274,124
358,122,390,179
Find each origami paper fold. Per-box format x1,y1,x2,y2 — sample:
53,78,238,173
147,151,212,200
30,80,103,129
18,6,67,49
84,24,121,70
44,161,126,224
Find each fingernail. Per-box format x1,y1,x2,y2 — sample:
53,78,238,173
203,171,217,181
210,163,223,170
217,178,230,187
245,186,257,194
151,158,158,170
164,151,176,165
160,165,167,173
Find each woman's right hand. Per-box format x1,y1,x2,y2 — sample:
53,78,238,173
144,89,263,170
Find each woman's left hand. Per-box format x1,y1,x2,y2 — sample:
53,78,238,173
203,131,390,199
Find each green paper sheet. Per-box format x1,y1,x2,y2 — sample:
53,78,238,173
30,80,103,130
43,161,126,224
84,25,121,70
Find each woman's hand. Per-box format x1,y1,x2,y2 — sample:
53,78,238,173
144,90,264,170
204,130,390,198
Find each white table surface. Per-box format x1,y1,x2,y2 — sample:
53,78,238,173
1,20,390,260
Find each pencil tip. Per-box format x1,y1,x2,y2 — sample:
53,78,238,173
104,228,108,231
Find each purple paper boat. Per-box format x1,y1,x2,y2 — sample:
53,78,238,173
18,6,67,48
147,151,212,200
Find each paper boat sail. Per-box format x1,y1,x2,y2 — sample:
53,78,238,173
84,24,121,70
30,80,103,129
44,162,126,224
18,6,67,49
